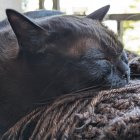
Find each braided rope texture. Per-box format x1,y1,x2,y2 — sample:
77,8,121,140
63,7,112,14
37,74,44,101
2,80,140,140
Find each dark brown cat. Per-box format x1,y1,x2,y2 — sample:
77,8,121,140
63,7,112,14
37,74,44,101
0,5,130,135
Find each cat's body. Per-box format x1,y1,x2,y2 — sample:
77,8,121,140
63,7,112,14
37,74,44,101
0,5,130,135
0,9,63,135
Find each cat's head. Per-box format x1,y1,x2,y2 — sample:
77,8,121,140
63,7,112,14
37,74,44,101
5,5,129,98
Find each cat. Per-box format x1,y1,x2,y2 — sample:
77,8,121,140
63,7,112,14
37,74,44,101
0,5,130,135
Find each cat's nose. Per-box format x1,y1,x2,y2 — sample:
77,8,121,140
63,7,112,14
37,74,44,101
122,70,130,83
115,60,130,83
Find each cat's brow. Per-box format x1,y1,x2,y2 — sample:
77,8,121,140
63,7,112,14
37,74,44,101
40,16,123,57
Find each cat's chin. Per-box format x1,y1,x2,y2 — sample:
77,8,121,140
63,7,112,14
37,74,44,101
106,79,129,89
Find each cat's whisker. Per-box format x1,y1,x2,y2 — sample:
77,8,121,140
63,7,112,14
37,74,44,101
33,80,109,105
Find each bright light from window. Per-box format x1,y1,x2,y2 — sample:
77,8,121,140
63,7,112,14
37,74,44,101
44,0,53,10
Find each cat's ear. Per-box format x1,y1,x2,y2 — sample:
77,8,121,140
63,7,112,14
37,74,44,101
6,9,47,53
86,5,110,21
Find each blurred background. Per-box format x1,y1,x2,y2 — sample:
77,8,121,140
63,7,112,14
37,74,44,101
0,0,140,54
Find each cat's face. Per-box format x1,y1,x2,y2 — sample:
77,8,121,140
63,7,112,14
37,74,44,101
4,5,130,97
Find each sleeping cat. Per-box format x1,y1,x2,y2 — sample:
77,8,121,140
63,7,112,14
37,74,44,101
0,5,130,135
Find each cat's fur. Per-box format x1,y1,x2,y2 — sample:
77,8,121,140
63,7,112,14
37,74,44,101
0,5,130,135
0,9,63,135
